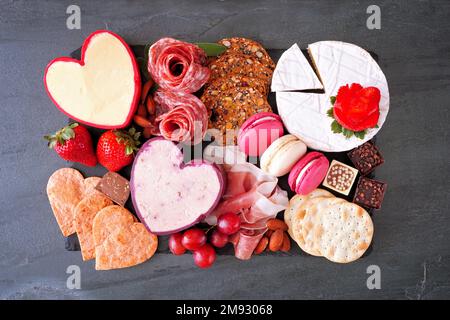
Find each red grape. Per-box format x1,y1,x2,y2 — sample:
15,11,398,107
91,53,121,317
181,228,206,251
168,233,186,255
193,244,216,268
217,212,241,235
210,229,229,248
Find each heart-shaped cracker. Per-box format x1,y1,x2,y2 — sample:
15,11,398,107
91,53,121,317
47,168,85,236
92,205,158,270
44,31,140,129
74,194,113,261
47,168,105,236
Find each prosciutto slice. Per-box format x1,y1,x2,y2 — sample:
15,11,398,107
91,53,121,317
206,162,288,260
153,89,208,145
148,38,210,93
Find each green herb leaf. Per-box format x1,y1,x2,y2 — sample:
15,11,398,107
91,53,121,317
331,120,343,134
195,43,227,57
327,107,334,118
342,128,354,139
330,96,336,105
354,130,367,139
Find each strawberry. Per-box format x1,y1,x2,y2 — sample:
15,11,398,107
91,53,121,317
97,127,141,172
44,123,97,166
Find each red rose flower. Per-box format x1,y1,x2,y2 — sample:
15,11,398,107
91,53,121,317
333,83,381,132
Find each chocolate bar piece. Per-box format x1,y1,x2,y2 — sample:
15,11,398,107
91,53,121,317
348,141,384,175
322,160,358,196
353,176,387,209
95,172,130,206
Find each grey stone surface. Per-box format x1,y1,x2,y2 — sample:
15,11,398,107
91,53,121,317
1,0,449,299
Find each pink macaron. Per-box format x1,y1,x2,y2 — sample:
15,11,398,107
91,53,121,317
288,152,330,195
238,112,284,156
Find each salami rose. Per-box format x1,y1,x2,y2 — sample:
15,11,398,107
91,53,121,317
154,89,208,145
148,38,210,93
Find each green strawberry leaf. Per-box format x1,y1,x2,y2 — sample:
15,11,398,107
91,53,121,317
330,96,336,105
331,120,343,134
374,124,379,128
125,145,134,156
195,43,227,56
327,107,334,118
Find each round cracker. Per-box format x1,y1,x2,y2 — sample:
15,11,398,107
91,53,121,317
46,168,84,236
74,194,113,261
318,202,373,263
299,197,347,256
218,37,275,70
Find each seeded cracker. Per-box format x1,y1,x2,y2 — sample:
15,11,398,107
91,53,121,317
219,37,275,70
203,86,272,145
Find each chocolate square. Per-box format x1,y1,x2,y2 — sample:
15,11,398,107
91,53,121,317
353,176,387,209
95,172,130,207
348,141,384,175
322,160,358,196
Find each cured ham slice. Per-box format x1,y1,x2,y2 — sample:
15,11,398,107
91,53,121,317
206,162,288,260
148,38,210,93
153,89,208,145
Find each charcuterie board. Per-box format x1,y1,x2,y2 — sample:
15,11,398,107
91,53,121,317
64,44,379,259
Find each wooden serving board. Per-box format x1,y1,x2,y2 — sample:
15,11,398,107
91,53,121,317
65,45,378,259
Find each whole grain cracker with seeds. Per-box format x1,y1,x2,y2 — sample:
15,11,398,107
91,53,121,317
208,53,273,84
202,75,269,107
219,37,275,70
203,86,271,145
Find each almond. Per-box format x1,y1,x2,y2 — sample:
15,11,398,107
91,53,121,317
134,115,152,128
269,229,284,252
146,96,156,115
137,103,147,117
141,79,154,103
143,127,153,139
280,232,291,252
253,236,269,255
266,219,288,231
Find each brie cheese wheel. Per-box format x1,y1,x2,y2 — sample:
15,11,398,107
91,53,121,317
276,41,389,152
271,43,323,92
44,31,140,129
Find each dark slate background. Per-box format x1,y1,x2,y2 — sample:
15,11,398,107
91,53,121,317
1,0,449,299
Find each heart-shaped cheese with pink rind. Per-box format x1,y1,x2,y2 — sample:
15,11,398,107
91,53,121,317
131,138,225,235
44,30,141,129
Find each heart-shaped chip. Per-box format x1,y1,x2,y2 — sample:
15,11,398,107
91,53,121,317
131,138,225,235
44,30,141,129
92,205,158,270
47,168,85,236
74,194,113,261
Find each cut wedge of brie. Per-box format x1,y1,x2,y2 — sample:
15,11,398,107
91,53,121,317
274,41,389,152
271,43,323,92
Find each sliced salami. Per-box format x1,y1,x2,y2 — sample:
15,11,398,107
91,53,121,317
148,38,210,93
153,89,208,145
